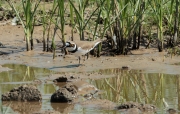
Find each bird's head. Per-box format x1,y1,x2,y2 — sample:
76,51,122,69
65,41,77,52
66,42,75,47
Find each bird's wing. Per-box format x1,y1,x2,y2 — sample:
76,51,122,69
70,38,104,52
93,41,101,48
88,41,102,52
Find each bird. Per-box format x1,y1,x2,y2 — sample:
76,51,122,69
65,38,104,66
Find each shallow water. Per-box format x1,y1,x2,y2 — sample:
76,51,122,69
0,64,180,114
90,69,180,113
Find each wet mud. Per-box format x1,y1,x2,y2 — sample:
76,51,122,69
51,83,77,103
2,85,41,101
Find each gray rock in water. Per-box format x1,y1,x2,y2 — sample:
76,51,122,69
2,85,42,101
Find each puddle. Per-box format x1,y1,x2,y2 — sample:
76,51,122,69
90,69,180,113
0,64,180,113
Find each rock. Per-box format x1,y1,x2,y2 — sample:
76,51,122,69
2,85,42,101
116,101,139,109
152,58,155,61
116,101,156,113
52,80,100,102
50,83,77,103
53,76,68,82
122,66,130,70
72,80,99,100
167,108,177,114
70,76,76,79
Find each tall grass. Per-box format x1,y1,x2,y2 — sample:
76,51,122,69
148,0,164,52
5,0,180,55
69,1,75,41
46,0,58,52
173,0,179,44
6,0,41,51
69,0,100,40
114,0,133,54
41,2,47,51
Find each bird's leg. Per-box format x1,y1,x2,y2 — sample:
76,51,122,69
83,55,86,61
86,53,89,59
78,56,81,65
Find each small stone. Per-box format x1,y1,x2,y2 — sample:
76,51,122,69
122,66,129,70
152,58,155,61
53,76,68,82
167,108,177,114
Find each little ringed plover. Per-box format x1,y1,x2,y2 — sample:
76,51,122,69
65,39,103,65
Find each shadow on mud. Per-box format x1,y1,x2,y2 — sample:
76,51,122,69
49,64,80,69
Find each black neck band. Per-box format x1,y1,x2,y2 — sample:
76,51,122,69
69,44,78,53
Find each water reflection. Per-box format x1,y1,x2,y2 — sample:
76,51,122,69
0,64,54,83
2,101,41,114
90,68,180,113
0,64,180,114
51,103,74,113
0,64,56,114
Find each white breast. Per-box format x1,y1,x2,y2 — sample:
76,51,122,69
66,43,77,52
74,47,89,56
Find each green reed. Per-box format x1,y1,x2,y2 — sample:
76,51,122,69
69,0,99,40
5,0,180,55
56,0,68,55
6,0,41,51
41,2,47,51
173,0,179,44
46,0,58,52
69,1,75,41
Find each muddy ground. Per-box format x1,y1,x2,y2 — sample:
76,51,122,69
0,24,180,75
1,20,180,114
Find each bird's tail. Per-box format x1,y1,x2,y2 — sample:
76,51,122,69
92,38,105,49
93,37,105,43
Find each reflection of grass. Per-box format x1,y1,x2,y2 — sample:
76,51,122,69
0,64,56,96
90,69,178,111
42,84,56,94
0,64,54,82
